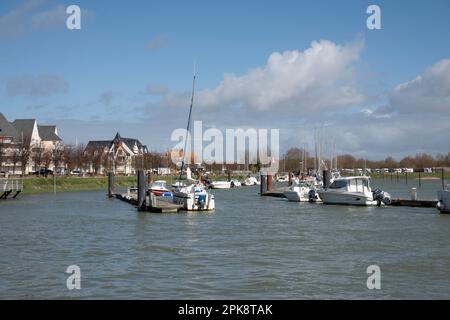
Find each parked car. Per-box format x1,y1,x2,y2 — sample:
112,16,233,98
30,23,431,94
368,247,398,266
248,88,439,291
70,170,82,175
33,168,53,176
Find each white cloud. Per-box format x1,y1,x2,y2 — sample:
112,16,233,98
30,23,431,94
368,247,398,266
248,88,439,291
164,39,366,113
390,59,450,114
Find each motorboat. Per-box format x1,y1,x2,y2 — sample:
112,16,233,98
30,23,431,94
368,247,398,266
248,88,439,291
284,181,321,202
210,181,232,189
276,175,288,182
243,176,260,186
230,179,241,187
171,181,186,188
172,183,215,211
149,180,172,197
437,184,450,213
318,176,379,206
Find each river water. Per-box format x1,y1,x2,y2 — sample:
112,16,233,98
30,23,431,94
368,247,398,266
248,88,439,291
1,178,449,299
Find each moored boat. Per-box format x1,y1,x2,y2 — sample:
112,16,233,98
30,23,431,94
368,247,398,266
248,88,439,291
149,180,172,197
318,176,379,206
210,181,232,189
284,181,321,202
243,176,260,186
172,183,215,211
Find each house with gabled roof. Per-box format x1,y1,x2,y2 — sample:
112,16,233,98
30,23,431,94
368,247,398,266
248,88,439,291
0,112,63,174
85,132,148,175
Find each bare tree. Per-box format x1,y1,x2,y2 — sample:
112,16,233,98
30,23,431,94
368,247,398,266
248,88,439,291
42,150,53,170
53,144,65,174
10,148,21,175
32,143,45,174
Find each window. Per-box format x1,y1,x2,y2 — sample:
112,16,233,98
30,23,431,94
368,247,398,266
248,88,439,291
329,180,348,189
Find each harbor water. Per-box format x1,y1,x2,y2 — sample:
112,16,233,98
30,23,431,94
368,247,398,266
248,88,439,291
0,179,449,299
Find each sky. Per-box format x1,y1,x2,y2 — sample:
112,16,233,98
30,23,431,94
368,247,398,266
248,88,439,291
0,0,449,160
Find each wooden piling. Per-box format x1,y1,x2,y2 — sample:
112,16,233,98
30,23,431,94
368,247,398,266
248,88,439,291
137,170,146,208
418,171,421,188
267,175,273,192
288,171,292,186
442,168,445,190
108,171,114,198
260,174,267,195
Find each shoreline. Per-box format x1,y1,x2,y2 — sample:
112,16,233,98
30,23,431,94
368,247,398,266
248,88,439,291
5,172,448,195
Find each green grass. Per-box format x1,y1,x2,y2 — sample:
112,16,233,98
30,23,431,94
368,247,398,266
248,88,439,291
22,176,137,194
20,173,252,194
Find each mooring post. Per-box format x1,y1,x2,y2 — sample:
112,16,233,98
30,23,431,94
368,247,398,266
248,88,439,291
418,171,421,188
137,170,146,209
288,171,292,186
405,171,408,184
108,171,115,197
227,171,231,182
267,174,273,192
442,168,445,190
260,173,267,195
396,172,399,183
323,170,331,189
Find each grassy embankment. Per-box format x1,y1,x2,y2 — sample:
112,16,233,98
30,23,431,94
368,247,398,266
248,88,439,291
22,175,137,194
20,171,450,194
21,174,248,194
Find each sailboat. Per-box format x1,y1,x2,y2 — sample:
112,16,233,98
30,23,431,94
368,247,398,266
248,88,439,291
171,69,215,211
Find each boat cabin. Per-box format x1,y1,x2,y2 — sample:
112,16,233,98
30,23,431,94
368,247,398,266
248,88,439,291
328,176,371,193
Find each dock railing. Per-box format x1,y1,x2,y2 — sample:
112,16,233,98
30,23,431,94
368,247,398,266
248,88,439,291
1,179,23,191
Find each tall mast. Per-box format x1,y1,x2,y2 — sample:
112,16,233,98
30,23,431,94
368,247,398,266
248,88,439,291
179,65,197,181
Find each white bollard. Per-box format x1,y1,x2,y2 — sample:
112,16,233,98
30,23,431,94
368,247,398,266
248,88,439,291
411,187,417,201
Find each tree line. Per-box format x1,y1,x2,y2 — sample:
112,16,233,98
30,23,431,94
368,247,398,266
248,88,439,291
280,148,450,172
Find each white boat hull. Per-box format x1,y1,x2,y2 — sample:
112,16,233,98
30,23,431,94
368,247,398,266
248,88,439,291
284,188,310,202
318,190,377,206
437,190,450,213
211,181,232,189
172,191,215,211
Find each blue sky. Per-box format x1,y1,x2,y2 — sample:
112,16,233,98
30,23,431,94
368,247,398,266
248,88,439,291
1,0,450,159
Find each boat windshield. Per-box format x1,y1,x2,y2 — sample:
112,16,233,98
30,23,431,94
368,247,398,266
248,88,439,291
152,181,166,188
329,180,348,189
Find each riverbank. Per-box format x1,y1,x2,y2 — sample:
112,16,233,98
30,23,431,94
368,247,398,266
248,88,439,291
17,172,450,194
20,174,246,194
22,176,137,194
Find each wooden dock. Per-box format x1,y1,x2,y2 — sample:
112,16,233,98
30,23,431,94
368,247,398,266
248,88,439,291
0,179,23,200
260,187,439,208
261,187,288,198
113,193,183,213
389,199,438,208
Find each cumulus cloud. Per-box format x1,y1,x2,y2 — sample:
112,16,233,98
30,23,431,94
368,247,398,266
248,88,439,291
6,74,68,97
390,59,450,114
163,39,366,113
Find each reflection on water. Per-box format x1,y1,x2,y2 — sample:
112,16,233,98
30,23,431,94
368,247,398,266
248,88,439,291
0,179,449,299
